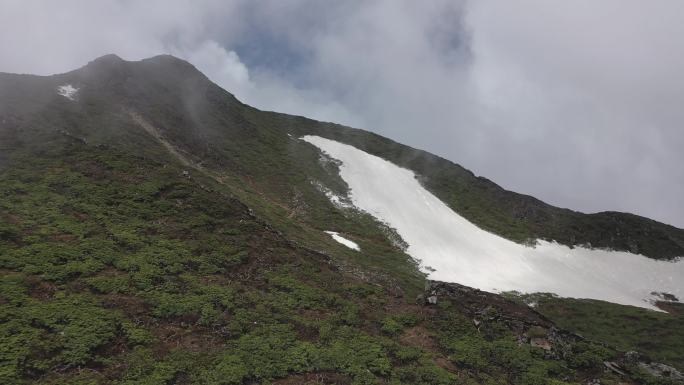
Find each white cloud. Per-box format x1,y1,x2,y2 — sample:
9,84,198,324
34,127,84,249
177,41,251,89
465,0,684,224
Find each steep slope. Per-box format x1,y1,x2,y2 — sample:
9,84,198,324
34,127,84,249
1,55,683,384
3,54,682,261
301,135,684,310
288,123,684,261
511,294,684,371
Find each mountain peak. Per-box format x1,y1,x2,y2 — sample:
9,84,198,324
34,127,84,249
66,53,214,100
80,53,201,78
140,54,195,68
88,53,124,64
82,54,126,71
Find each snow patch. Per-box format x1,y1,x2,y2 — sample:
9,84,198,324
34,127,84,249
57,84,78,100
311,180,353,209
325,231,360,251
303,135,684,311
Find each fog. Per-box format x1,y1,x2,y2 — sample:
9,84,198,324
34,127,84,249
1,0,682,227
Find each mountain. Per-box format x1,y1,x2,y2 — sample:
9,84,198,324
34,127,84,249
1,54,683,385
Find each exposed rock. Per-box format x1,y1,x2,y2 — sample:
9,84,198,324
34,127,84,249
425,281,556,328
530,337,552,351
638,362,684,381
651,291,679,302
623,351,641,364
424,280,585,360
421,281,684,383
603,361,626,376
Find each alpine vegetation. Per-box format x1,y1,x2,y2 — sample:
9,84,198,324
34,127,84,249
2,54,683,384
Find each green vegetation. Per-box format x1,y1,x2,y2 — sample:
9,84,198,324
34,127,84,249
1,142,661,385
0,54,680,384
510,293,684,371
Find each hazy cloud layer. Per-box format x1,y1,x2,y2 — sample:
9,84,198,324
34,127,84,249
1,0,682,227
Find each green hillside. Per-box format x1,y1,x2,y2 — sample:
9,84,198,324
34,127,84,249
0,55,682,384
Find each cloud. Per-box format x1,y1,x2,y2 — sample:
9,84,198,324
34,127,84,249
465,0,684,225
0,0,207,74
1,0,682,227
177,40,362,126
177,41,251,89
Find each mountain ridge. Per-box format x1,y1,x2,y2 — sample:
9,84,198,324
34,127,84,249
2,54,683,261
2,54,684,384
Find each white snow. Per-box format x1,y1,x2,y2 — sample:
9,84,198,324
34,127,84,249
303,135,684,311
325,231,360,251
57,84,78,100
312,180,353,209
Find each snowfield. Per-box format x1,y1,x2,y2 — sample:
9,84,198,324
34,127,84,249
303,135,684,310
57,84,78,100
325,231,360,251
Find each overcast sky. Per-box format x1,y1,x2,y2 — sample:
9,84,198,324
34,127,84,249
1,0,683,227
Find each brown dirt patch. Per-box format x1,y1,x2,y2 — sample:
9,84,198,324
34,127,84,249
272,372,352,385
49,233,79,243
434,356,458,372
399,326,438,351
3,213,22,225
101,293,150,318
655,301,684,315
152,324,222,355
27,277,57,300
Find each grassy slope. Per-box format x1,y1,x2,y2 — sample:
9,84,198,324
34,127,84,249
507,294,684,371
4,54,683,261
2,137,659,385
0,55,680,384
